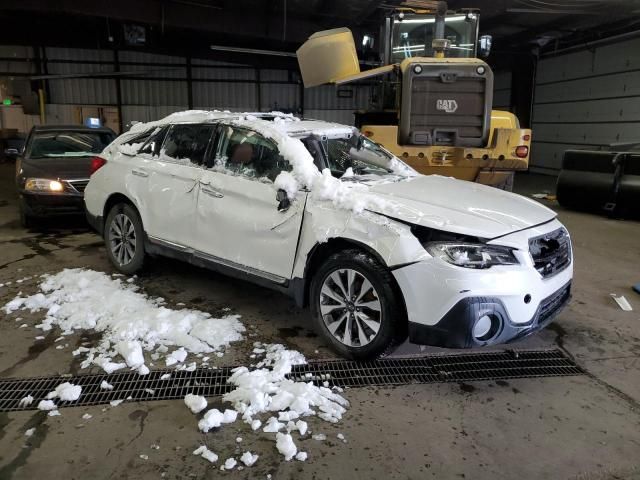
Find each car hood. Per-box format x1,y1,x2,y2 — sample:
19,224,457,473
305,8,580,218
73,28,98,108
21,156,94,180
365,175,556,239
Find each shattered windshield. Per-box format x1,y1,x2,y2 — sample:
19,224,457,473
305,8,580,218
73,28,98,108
316,134,413,179
28,131,114,159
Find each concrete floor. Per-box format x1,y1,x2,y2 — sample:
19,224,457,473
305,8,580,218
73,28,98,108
1,163,639,479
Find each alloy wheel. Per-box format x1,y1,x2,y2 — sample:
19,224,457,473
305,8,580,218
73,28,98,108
319,268,383,347
108,213,136,266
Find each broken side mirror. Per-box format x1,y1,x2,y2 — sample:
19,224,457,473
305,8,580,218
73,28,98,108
478,35,492,58
276,188,291,212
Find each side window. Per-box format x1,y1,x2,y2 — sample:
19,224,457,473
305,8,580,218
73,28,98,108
139,127,168,157
162,124,215,166
214,125,290,182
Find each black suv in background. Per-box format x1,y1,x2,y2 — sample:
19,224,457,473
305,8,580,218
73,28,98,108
15,125,115,227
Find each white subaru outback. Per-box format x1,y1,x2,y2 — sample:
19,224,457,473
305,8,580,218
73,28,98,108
85,111,573,360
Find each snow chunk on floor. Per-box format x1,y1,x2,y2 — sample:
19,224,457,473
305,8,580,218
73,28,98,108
240,451,259,467
25,428,35,437
166,348,187,367
184,394,207,414
3,269,245,374
223,457,237,470
193,445,218,463
223,344,348,423
100,380,114,390
198,409,237,433
46,382,82,402
262,417,284,433
19,395,34,407
295,451,308,462
37,400,56,411
275,433,297,461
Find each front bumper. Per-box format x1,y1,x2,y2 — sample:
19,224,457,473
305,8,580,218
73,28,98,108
407,281,571,348
392,218,573,349
20,192,85,217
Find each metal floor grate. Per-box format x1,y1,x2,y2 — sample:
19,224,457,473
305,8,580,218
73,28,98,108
0,349,583,412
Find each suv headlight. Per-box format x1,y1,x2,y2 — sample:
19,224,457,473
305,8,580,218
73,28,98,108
25,178,64,192
425,242,519,269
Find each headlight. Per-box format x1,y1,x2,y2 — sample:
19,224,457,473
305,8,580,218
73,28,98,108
25,178,64,192
425,242,519,269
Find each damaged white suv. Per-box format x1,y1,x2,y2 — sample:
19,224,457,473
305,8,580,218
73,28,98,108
85,111,573,360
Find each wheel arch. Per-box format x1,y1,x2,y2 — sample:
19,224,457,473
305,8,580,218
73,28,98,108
103,193,139,229
299,237,408,320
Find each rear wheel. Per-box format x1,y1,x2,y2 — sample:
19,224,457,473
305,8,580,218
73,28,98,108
310,249,406,360
104,203,146,274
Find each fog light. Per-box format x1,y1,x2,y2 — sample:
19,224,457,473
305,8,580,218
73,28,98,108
473,313,500,341
414,65,423,74
476,65,486,75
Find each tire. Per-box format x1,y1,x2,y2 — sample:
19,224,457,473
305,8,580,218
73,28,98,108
104,203,146,275
309,249,406,360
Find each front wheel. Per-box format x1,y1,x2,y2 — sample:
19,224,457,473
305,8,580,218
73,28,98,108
309,249,406,360
104,203,146,275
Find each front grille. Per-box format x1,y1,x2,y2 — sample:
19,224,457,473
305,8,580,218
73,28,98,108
66,179,89,193
538,282,571,324
529,228,572,278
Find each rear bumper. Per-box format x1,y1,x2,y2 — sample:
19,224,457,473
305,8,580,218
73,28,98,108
20,192,84,217
408,282,571,348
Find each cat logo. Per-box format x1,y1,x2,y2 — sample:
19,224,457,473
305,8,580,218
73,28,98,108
436,99,458,113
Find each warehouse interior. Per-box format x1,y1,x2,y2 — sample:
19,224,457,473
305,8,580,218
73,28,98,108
0,1,639,479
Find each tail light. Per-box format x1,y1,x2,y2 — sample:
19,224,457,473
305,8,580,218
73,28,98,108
89,156,107,176
515,146,529,158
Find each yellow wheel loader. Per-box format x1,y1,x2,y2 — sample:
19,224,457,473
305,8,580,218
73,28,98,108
296,1,531,190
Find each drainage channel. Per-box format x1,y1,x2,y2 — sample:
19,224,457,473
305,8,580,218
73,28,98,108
0,349,583,412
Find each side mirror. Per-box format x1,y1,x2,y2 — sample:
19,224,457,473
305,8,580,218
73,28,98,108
276,189,291,212
478,35,492,58
4,147,20,159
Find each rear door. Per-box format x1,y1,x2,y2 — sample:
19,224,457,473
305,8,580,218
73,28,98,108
194,124,307,281
132,123,215,246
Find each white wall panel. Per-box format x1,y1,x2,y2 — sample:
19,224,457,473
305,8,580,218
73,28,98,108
531,35,640,173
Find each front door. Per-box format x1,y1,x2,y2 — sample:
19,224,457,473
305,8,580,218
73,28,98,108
194,124,306,281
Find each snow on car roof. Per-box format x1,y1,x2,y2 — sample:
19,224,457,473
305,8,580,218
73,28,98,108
127,110,354,138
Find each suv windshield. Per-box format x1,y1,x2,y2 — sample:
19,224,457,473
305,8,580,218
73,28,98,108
314,134,413,178
390,12,479,62
28,131,114,159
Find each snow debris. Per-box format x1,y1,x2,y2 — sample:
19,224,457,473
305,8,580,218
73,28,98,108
295,451,308,462
236,437,242,443
82,413,92,420
275,433,297,461
240,451,259,467
263,417,285,433
25,428,35,437
118,142,144,156
139,454,149,461
35,336,45,340
46,382,82,402
144,388,155,395
337,433,347,443
3,269,245,374
250,419,262,431
160,373,171,380
193,445,218,463
100,380,114,390
48,410,61,417
19,395,34,407
110,399,124,407
19,323,27,328
37,400,57,411
223,457,237,470
184,394,207,414
312,433,326,441
198,408,237,433
166,348,188,367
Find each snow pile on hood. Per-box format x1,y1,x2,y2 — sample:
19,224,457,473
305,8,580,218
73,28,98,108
4,269,245,374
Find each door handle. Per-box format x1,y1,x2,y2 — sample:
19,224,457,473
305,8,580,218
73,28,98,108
201,186,224,198
132,168,148,178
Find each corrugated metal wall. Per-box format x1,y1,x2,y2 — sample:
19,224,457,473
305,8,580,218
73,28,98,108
531,36,640,174
1,45,379,130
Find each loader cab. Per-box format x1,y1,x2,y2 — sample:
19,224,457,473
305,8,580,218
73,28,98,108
385,11,480,64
